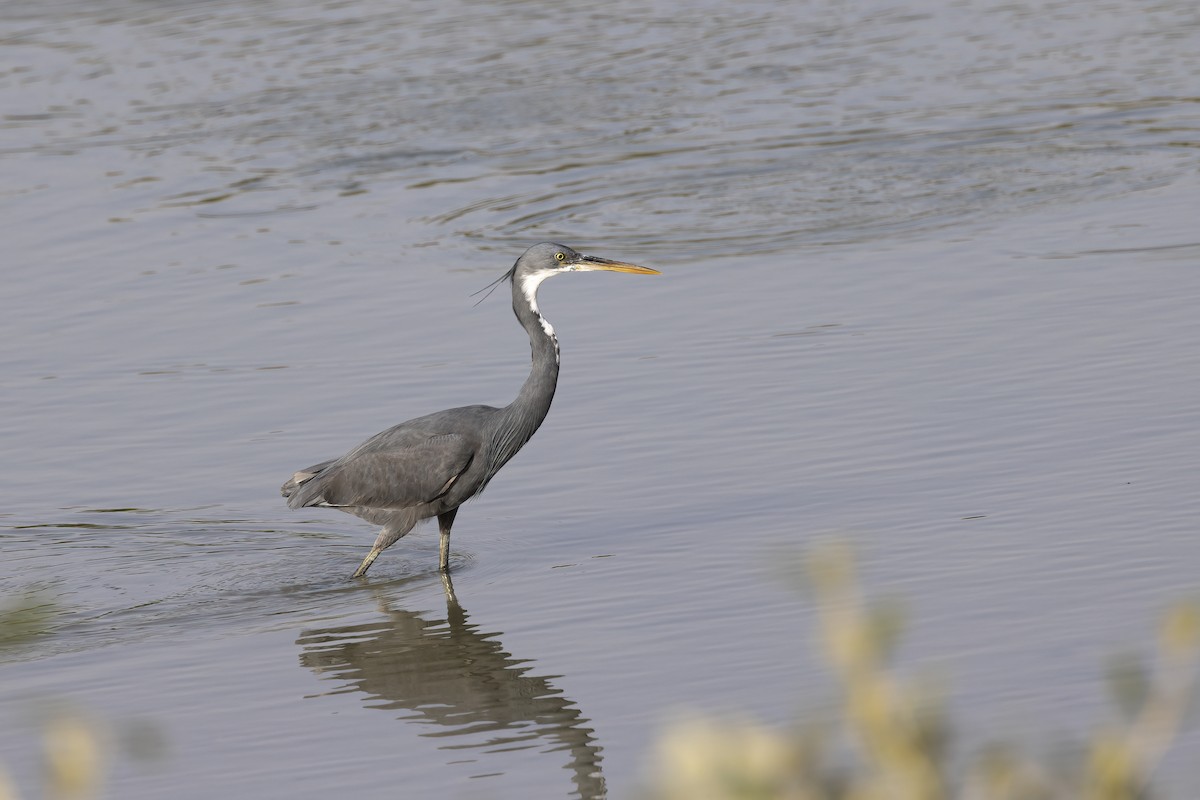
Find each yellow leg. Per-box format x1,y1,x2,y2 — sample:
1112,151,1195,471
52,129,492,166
352,547,381,578
437,508,458,573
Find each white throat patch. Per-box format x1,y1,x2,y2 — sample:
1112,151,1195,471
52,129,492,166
518,269,560,363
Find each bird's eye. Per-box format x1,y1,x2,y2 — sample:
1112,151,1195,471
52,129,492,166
555,252,565,261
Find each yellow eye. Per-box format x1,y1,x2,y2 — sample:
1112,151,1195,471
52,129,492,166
555,252,565,261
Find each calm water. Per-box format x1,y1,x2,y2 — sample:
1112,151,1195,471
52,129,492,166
3,0,1199,797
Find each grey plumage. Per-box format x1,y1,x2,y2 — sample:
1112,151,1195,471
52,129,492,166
281,242,659,577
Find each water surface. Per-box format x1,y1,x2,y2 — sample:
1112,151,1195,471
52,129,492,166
3,0,1199,797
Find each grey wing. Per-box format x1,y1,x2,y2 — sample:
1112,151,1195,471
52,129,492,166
285,433,476,510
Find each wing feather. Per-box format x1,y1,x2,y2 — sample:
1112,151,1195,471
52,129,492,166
287,432,475,510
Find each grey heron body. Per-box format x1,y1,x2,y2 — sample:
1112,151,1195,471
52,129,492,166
281,243,659,577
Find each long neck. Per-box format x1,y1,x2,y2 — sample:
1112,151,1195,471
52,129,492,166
488,276,560,473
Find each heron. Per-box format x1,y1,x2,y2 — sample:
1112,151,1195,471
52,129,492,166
281,242,660,578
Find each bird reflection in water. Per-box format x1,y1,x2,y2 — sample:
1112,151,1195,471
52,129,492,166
296,575,605,799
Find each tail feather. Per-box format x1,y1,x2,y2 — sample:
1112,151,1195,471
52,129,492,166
281,459,336,508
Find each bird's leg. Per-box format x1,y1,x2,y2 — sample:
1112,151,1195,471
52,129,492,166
352,546,381,578
437,508,458,573
350,525,398,575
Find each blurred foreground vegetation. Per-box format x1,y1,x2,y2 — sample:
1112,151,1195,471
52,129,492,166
645,543,1199,800
0,594,161,800
3,543,1196,799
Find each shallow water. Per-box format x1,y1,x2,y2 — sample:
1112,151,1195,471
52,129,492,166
3,0,1200,797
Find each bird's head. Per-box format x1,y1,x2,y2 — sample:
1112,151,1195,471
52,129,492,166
510,241,659,291
473,243,659,308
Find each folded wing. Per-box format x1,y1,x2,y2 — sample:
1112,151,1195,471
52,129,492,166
283,432,476,511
